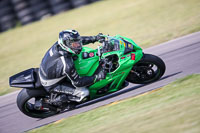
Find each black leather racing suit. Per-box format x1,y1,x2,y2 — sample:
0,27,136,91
39,36,97,92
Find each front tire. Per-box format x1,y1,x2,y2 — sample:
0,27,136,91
126,54,166,84
17,88,58,118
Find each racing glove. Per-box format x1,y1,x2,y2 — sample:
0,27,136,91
95,33,105,43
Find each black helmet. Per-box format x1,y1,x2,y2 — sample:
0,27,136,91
58,30,82,54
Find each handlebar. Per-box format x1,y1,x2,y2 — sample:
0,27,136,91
97,35,107,58
96,34,120,57
97,45,101,57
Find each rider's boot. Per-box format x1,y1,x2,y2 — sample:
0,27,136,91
68,87,89,102
52,85,89,103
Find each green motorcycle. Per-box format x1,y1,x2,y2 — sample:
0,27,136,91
9,34,166,118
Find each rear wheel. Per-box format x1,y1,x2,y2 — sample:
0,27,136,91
126,54,166,84
17,88,58,118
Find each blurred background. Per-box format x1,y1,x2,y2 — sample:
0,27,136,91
0,0,99,32
0,0,200,95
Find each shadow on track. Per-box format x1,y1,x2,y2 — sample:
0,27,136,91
36,71,182,120
75,71,182,108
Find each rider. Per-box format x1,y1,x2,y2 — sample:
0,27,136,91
39,29,106,103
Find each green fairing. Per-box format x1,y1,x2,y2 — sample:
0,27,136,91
73,35,143,99
73,47,99,76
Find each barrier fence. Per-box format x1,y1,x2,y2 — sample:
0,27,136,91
0,0,100,32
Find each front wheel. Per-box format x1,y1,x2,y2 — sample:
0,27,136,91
126,54,166,84
17,88,58,118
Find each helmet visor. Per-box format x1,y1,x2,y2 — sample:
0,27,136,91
71,41,82,49
68,39,82,50
63,38,82,48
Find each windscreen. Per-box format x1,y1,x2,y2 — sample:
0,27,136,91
108,38,120,51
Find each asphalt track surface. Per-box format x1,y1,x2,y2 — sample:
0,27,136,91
1,32,200,133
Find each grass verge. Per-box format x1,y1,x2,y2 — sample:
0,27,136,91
1,0,200,95
29,74,200,133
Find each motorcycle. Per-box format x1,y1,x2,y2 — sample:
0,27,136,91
9,34,166,118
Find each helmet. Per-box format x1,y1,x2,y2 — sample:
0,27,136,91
58,30,82,54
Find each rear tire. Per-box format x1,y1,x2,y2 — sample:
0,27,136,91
17,88,58,118
126,54,166,84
